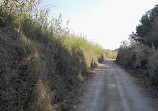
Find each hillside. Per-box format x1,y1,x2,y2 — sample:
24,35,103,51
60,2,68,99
0,1,117,111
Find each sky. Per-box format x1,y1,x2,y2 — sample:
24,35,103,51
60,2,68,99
39,0,158,50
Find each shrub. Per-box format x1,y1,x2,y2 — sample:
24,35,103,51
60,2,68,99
148,49,158,85
116,43,150,69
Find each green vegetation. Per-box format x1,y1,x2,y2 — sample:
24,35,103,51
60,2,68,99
63,36,117,68
131,5,158,48
116,41,158,86
116,42,150,69
0,0,116,111
116,4,158,86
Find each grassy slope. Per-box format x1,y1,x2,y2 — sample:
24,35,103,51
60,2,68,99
0,3,117,111
0,26,97,111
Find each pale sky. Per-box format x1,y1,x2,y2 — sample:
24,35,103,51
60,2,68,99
40,0,158,50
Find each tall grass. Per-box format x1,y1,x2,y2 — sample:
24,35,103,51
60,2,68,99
63,35,106,68
0,1,117,111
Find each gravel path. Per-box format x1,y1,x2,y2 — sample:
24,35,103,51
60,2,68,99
80,60,153,111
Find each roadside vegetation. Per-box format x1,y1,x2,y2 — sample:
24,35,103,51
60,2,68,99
0,0,117,111
116,4,158,86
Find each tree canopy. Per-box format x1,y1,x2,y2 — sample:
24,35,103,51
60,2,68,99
131,5,158,48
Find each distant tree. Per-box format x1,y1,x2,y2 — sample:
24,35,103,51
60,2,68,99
120,40,129,49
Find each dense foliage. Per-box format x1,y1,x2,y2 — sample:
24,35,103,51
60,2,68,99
116,42,150,69
131,5,158,48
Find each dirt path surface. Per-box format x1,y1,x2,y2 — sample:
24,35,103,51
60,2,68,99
79,60,153,111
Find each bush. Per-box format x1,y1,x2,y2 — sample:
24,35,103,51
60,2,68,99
116,41,158,86
116,43,150,69
148,49,158,85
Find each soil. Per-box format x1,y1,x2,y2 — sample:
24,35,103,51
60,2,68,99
124,68,158,111
76,60,156,111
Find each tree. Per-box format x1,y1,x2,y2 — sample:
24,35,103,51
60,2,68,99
131,5,158,48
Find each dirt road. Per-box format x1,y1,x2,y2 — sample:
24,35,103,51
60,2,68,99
80,60,153,111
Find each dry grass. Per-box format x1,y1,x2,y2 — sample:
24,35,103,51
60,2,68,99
0,25,108,111
0,1,117,110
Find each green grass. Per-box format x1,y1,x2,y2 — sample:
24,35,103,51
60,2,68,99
62,35,107,68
